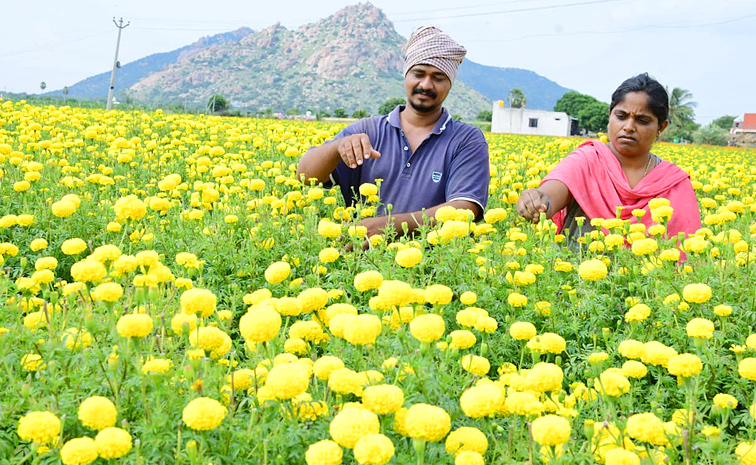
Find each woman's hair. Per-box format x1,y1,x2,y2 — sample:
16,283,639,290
609,73,669,124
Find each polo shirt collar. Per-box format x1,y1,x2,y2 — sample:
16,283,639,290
386,105,452,135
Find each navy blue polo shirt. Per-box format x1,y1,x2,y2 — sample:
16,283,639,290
330,105,490,218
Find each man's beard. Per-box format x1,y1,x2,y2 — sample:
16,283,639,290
409,88,439,113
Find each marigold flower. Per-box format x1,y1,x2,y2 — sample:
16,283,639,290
95,427,132,459
61,328,93,350
265,261,291,284
738,358,756,381
713,393,738,409
530,414,571,447
595,370,631,397
142,358,173,375
682,283,712,304
60,437,98,465
305,439,343,465
509,321,537,341
113,194,147,220
17,411,61,444
578,259,608,281
449,330,477,349
329,407,380,448
527,332,566,354
353,433,394,465
318,219,341,239
189,326,232,358
631,238,658,255
641,341,677,367
425,284,453,305
667,353,703,378
405,403,451,442
604,448,641,465
526,362,563,392
736,442,756,465
354,270,383,292
460,384,502,418
328,367,363,396
686,318,715,339
239,305,281,343
52,199,77,218
343,314,382,345
180,288,217,317
265,362,310,399
625,412,668,445
395,247,422,268
618,339,645,359
298,287,329,312
507,292,528,307
460,355,490,377
409,313,445,343
78,396,117,431
625,303,651,322
91,282,123,303
70,259,107,283
313,356,345,380
182,397,227,431
116,313,153,338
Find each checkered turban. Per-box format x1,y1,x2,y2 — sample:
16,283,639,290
403,26,466,85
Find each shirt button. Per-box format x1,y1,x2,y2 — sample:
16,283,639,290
403,146,409,151
406,162,411,167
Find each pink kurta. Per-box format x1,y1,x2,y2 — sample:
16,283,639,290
542,140,701,237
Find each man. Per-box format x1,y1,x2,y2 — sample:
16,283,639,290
296,26,490,243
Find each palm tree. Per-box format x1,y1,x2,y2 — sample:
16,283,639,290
667,87,697,127
507,88,527,109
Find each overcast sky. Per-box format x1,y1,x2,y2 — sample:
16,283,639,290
1,0,754,124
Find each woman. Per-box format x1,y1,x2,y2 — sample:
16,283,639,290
516,73,701,240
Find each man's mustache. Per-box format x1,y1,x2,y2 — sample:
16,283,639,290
412,88,437,99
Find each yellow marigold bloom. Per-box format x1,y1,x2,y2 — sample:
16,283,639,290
354,270,383,292
631,238,658,256
713,304,732,317
60,437,98,465
527,332,566,354
595,370,630,397
683,236,709,254
507,292,528,307
189,326,231,358
513,270,536,286
667,353,703,378
405,403,451,442
449,330,477,349
71,259,107,283
265,261,291,284
319,247,340,264
61,328,92,350
182,397,227,431
376,280,414,308
483,208,507,224
604,448,641,465
525,362,563,392
52,199,77,218
409,313,445,343
621,360,648,379
358,182,378,197
713,393,738,409
61,238,87,255
682,283,712,304
180,288,217,317
460,384,502,418
362,384,404,414
265,362,310,399
686,318,715,339
171,312,198,335
459,291,477,305
738,358,756,381
305,439,343,465
329,407,380,448
455,451,485,465
313,356,345,380
31,269,55,284
116,313,153,338
618,339,645,359
239,306,282,343
318,219,341,239
343,313,381,345
17,411,61,444
354,433,394,465
113,195,146,221
29,238,48,251
626,412,668,446
298,287,329,312
658,248,681,261
736,442,756,465
625,303,651,322
328,367,363,396
91,282,123,303
78,396,117,431
425,284,453,305
509,321,536,341
395,247,422,268
554,259,573,272
35,256,58,271
142,358,172,375
460,354,490,377
445,426,488,455
587,352,609,365
578,259,608,281
531,415,571,448
95,427,132,459
21,353,45,371
641,341,677,367
106,222,122,232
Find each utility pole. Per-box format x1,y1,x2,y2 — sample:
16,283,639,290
106,17,129,111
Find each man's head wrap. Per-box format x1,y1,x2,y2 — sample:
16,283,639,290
403,26,466,85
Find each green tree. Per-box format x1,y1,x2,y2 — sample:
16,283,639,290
663,87,699,142
207,94,229,113
554,92,608,133
693,124,729,146
379,97,405,115
333,108,347,118
352,109,369,118
476,110,493,122
711,115,736,130
507,88,526,108
39,82,47,92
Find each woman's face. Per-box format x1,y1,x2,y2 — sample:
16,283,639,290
608,91,668,158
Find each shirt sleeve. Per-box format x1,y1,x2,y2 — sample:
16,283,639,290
444,127,490,218
327,120,370,207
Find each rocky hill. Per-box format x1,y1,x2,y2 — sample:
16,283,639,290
55,2,572,118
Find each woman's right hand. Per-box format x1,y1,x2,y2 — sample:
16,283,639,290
516,188,550,223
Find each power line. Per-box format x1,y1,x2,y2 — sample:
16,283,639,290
391,0,624,22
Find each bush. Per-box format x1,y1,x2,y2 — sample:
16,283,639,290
694,124,729,146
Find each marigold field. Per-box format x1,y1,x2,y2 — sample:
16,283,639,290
2,99,756,465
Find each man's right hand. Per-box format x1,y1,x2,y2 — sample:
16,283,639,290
337,134,381,168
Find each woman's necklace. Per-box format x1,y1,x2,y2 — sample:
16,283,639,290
641,155,653,178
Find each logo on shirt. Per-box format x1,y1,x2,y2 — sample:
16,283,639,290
431,171,442,183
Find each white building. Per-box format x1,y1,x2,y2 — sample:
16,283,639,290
491,101,578,137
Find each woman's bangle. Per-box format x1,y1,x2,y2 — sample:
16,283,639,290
543,195,551,213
